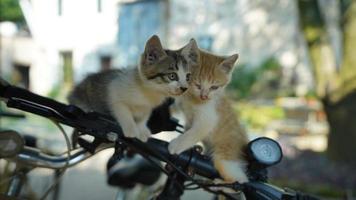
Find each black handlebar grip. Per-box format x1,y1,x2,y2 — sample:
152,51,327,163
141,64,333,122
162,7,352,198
2,85,68,111
0,78,67,114
0,83,86,120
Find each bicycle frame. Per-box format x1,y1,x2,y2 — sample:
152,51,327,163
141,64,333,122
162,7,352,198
10,144,113,169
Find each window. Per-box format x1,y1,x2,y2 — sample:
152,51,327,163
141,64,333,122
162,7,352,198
100,55,112,71
97,0,102,13
117,0,168,66
198,35,214,51
60,51,73,86
58,0,62,16
13,64,30,89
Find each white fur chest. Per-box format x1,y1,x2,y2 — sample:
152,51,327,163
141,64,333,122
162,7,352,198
197,100,218,126
183,98,218,133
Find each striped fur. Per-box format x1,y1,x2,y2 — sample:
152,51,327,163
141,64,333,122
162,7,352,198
68,36,198,142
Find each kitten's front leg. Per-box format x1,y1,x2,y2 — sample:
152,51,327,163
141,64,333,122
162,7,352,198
169,105,217,154
168,120,214,154
137,114,152,142
168,133,199,154
112,104,147,142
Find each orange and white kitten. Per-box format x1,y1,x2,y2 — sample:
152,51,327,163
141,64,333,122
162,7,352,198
168,50,249,184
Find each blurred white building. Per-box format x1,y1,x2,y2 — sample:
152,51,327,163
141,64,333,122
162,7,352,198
0,0,170,95
1,0,120,95
168,0,314,95
0,0,314,96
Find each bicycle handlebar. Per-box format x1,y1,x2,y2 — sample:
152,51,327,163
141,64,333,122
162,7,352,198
0,80,320,200
0,83,220,178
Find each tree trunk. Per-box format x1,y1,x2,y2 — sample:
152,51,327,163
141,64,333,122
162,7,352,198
298,0,356,165
323,92,356,166
324,1,356,165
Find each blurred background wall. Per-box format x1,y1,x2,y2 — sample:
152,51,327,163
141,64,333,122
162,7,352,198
1,0,356,199
0,0,314,96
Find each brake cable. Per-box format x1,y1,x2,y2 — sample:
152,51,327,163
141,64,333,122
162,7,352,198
39,120,71,200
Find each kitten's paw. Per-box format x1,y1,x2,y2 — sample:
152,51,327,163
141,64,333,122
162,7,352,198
138,125,151,142
220,160,249,183
234,173,249,184
168,138,182,154
122,125,140,139
168,137,193,155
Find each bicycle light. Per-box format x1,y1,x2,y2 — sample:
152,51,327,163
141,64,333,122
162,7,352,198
0,130,24,158
247,137,282,166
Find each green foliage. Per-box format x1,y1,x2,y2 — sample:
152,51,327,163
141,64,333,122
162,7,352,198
233,102,284,131
297,0,324,29
0,0,25,23
297,0,325,45
47,83,73,103
47,84,61,99
228,57,281,99
228,64,255,98
304,90,318,99
341,0,354,26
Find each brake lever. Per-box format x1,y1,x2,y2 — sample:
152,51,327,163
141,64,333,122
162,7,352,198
147,98,185,134
77,137,105,154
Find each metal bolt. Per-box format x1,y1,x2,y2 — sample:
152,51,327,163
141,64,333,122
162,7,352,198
187,167,195,177
165,164,173,172
194,145,203,153
107,132,118,142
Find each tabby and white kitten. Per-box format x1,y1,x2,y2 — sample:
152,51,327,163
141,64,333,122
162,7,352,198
68,35,199,142
168,49,249,184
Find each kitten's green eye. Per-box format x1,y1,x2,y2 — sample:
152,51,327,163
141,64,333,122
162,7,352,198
186,73,191,82
167,73,178,81
210,85,219,90
195,83,201,89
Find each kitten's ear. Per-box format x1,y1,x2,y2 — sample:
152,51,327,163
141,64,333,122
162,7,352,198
220,54,239,74
143,35,167,65
181,39,200,65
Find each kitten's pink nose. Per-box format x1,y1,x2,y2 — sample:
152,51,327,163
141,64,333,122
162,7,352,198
200,95,208,100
